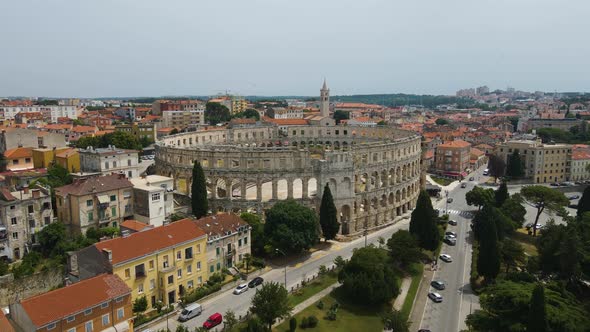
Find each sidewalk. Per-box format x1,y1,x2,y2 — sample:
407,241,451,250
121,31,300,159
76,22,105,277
408,265,435,331
393,277,412,310
273,283,340,327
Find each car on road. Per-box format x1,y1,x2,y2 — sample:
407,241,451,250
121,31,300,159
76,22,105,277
445,231,457,238
248,277,264,288
448,219,457,226
428,292,443,303
569,203,578,208
431,280,446,290
568,195,580,200
550,182,560,186
469,177,475,181
461,183,467,188
440,254,452,262
233,283,249,295
447,197,454,203
444,237,456,246
179,303,202,322
203,313,223,329
483,169,489,176
418,330,432,332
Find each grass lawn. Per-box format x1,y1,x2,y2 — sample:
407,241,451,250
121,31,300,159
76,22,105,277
431,176,453,186
510,230,539,256
400,263,424,319
275,288,385,332
288,271,338,307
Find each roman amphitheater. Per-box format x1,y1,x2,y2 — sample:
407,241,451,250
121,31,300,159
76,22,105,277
154,124,422,235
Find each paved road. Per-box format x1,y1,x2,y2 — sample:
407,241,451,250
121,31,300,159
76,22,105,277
142,217,411,331
418,169,484,332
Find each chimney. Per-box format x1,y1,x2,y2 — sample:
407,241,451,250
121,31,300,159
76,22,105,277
23,186,29,194
102,249,112,262
31,189,40,199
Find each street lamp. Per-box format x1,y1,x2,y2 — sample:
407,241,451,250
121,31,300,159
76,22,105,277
275,248,287,289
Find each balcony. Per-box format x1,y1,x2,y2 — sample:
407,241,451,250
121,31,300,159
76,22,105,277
160,262,174,273
135,270,146,278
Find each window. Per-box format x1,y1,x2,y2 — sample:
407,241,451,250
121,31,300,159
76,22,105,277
11,217,16,225
187,264,192,274
111,206,116,217
67,316,75,323
113,161,117,168
217,262,221,271
196,244,201,253
12,232,18,240
177,269,182,278
12,159,18,165
244,237,248,245
128,159,132,166
123,190,131,199
167,275,173,284
101,301,108,309
28,205,34,213
151,193,161,201
150,279,155,290
176,251,182,260
110,195,116,201
185,247,193,259
88,212,93,221
138,283,144,293
47,323,56,330
44,216,51,225
188,280,194,288
9,205,14,210
84,308,92,316
102,314,109,326
85,320,93,332
116,296,124,303
117,308,124,319
68,328,76,332
149,260,154,270
87,199,93,207
124,268,130,279
105,161,109,169
238,239,242,247
210,265,214,273
216,247,220,256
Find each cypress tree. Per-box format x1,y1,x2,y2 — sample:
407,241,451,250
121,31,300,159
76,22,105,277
528,284,548,332
191,161,208,218
319,183,340,241
495,181,509,207
476,205,501,281
409,190,440,251
577,185,590,218
507,150,524,178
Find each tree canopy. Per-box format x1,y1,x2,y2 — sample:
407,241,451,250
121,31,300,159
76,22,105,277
577,185,590,218
387,230,425,272
233,108,260,120
205,102,231,125
466,186,494,210
476,205,501,281
76,131,143,150
435,118,449,125
249,282,291,330
191,161,208,218
319,184,339,241
487,154,506,182
528,284,548,332
240,212,265,256
521,186,568,236
409,190,440,251
338,246,400,305
333,110,350,124
506,150,525,178
495,182,509,207
264,200,320,255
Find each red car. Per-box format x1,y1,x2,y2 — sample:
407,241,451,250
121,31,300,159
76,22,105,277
203,312,223,329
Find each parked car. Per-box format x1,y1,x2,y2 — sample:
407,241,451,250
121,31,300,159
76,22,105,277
445,231,457,238
179,303,202,322
550,182,560,186
428,292,443,303
569,203,578,208
440,254,453,263
431,280,446,290
248,277,264,288
447,198,454,203
469,177,475,181
448,219,457,226
233,283,249,295
460,183,467,188
568,195,580,200
444,237,456,246
203,313,223,329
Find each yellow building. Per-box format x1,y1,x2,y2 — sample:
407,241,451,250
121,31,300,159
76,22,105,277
115,123,157,143
55,147,80,173
231,97,249,115
32,147,71,169
74,218,209,308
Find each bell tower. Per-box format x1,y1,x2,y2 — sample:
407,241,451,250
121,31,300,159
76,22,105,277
320,79,330,117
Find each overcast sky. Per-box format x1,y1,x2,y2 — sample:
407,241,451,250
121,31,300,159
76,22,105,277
1,0,589,98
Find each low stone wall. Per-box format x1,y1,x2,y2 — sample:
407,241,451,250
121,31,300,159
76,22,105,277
0,267,64,306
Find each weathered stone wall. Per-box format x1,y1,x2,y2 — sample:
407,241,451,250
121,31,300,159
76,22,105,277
0,267,63,306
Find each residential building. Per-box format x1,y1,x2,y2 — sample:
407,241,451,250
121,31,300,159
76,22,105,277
0,105,78,122
193,214,251,272
4,147,34,171
523,118,582,132
231,97,249,115
495,139,572,183
434,140,472,178
114,107,136,122
55,148,81,173
32,147,71,169
266,107,303,119
70,218,208,307
79,146,140,179
130,175,174,227
152,100,204,116
15,112,45,127
9,274,133,332
55,174,134,235
161,110,205,129
0,128,67,153
0,187,53,261
120,219,153,234
115,123,157,143
570,145,590,181
470,148,487,170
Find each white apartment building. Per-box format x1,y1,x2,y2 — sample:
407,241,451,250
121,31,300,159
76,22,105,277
130,175,174,227
79,146,140,178
266,107,303,119
161,110,206,128
0,105,79,123
571,147,590,181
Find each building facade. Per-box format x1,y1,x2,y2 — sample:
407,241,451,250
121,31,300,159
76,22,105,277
71,218,208,308
9,274,133,332
0,105,78,122
0,187,54,261
569,146,590,181
130,175,174,227
161,110,205,129
79,146,140,179
115,123,157,143
4,147,34,171
266,108,303,119
433,140,472,178
55,174,134,235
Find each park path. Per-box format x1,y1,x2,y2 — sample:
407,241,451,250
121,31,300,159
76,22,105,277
273,283,339,328
393,277,412,310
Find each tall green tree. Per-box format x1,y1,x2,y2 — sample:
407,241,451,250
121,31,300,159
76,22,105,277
528,284,548,332
495,181,509,207
500,193,527,227
521,186,569,236
435,118,449,125
487,154,506,183
382,309,409,332
477,206,501,282
264,200,320,255
249,282,291,330
205,102,231,125
319,184,339,242
577,185,590,218
466,186,494,210
191,161,208,218
387,230,425,271
506,150,524,177
333,110,349,124
500,238,525,273
409,190,440,251
240,213,265,256
338,246,400,305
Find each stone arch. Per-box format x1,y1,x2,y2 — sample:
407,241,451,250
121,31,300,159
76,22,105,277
292,178,303,199
277,179,288,200
307,177,318,197
244,180,258,201
381,169,389,187
388,192,394,205
396,190,401,203
216,178,228,198
260,179,272,202
380,194,387,207
340,205,351,235
371,171,379,189
328,178,338,196
402,187,406,200
230,179,242,199
371,197,378,210
342,177,352,193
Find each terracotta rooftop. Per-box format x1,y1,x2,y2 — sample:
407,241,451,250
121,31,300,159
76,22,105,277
572,149,590,160
438,140,471,148
19,274,130,327
94,218,206,265
55,148,78,158
120,219,153,232
193,214,248,239
71,125,97,133
4,147,33,159
55,174,133,197
0,310,15,332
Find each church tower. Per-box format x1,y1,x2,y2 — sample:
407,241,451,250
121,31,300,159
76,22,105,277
320,79,330,117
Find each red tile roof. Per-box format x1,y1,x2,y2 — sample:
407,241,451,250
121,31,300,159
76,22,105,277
94,218,206,265
55,174,133,197
4,147,33,159
193,214,247,238
120,219,153,232
20,274,130,327
0,310,15,332
438,140,471,148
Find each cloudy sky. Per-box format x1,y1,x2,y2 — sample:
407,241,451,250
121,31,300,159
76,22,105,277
1,0,589,97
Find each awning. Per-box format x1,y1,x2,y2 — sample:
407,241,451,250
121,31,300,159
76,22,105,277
97,195,110,204
102,321,131,332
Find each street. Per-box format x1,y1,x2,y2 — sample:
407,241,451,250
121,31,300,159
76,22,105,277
141,217,412,331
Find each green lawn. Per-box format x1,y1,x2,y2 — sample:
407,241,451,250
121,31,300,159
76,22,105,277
275,288,385,332
288,271,338,307
431,176,453,186
400,263,424,319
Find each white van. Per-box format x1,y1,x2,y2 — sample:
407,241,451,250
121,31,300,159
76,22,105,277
179,303,202,322
483,168,489,176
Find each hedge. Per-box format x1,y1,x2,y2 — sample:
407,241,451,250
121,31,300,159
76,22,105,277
181,283,222,305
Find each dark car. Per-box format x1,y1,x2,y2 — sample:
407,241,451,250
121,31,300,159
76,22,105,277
448,219,457,226
568,195,580,200
447,198,453,203
469,177,475,181
550,182,560,186
445,231,457,238
248,277,264,288
431,280,446,290
444,237,456,246
460,183,467,188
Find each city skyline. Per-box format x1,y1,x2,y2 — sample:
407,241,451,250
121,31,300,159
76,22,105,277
1,0,589,97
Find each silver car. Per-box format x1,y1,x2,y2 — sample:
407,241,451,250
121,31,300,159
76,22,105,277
233,283,249,295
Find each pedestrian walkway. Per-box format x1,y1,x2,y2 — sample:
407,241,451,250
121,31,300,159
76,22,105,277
409,264,435,331
393,277,412,310
273,283,339,327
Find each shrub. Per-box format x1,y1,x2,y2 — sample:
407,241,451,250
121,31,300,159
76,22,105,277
316,300,324,309
289,317,297,332
207,272,224,286
330,302,340,312
326,309,337,321
318,265,328,276
180,283,222,305
251,257,265,268
300,317,309,329
307,315,318,328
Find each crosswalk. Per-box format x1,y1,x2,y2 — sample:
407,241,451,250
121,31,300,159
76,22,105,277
443,209,475,218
